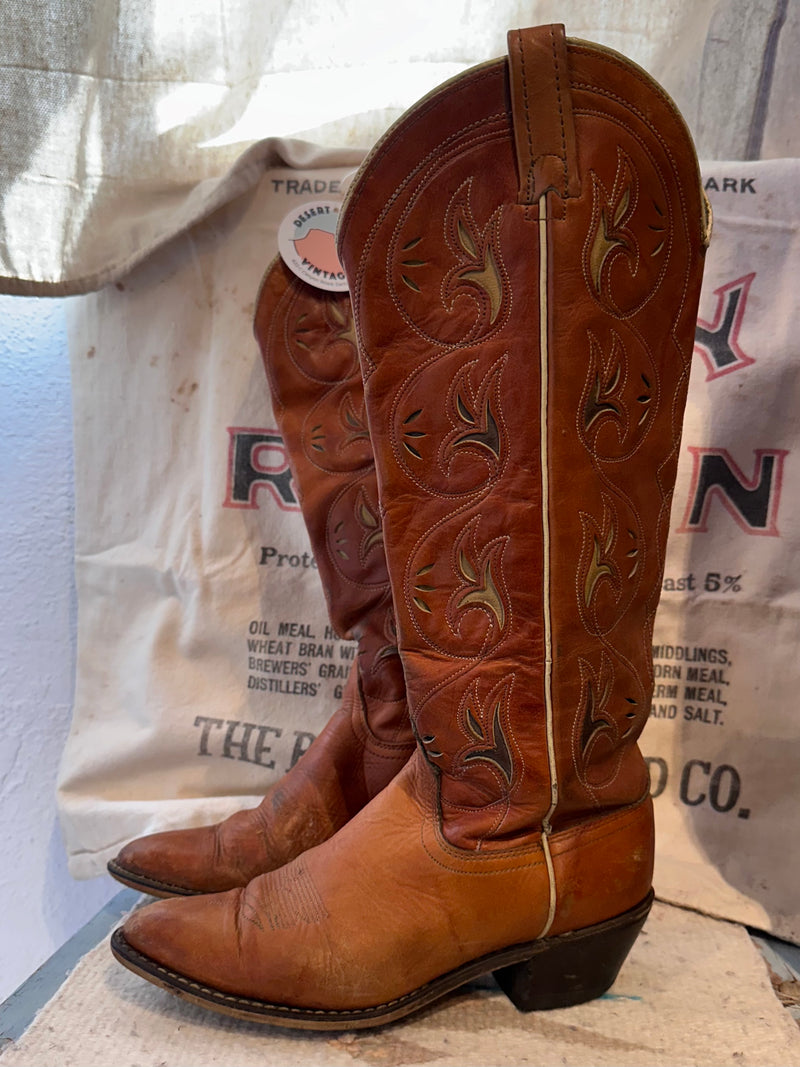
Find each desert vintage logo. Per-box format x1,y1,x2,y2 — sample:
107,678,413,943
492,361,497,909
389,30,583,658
277,200,348,293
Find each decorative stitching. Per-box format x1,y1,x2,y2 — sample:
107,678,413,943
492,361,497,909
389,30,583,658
516,30,535,202
549,24,569,198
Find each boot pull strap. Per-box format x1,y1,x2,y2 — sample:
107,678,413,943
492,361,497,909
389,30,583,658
507,25,580,205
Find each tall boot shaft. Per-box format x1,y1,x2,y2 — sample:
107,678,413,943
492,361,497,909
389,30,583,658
255,259,405,721
108,261,412,897
338,25,709,848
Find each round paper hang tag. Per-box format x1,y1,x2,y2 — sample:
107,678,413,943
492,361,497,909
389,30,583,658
277,200,349,293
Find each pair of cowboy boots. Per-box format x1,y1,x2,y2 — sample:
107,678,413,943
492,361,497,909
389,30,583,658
109,25,709,1029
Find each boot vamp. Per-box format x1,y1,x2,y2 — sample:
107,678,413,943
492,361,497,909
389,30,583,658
113,700,413,894
113,818,262,895
122,756,652,1011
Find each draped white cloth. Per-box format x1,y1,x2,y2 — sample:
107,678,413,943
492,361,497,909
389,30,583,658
0,0,796,294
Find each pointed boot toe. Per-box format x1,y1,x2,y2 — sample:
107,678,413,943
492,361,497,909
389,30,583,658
113,890,248,1002
109,827,220,897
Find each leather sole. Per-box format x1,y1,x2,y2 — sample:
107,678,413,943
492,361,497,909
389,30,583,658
106,858,200,899
110,889,653,1030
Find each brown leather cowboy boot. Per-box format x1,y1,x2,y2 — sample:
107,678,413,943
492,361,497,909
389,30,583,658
106,258,414,897
111,25,709,1024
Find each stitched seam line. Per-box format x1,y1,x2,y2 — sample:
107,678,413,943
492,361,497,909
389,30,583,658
422,792,651,871
517,30,534,202
550,25,569,197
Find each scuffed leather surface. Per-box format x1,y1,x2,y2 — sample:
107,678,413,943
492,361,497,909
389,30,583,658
123,755,653,1009
115,673,412,893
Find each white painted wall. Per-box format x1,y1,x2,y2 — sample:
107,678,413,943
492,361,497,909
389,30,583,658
0,294,115,1002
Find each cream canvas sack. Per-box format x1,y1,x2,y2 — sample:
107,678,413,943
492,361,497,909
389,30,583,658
646,158,800,943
